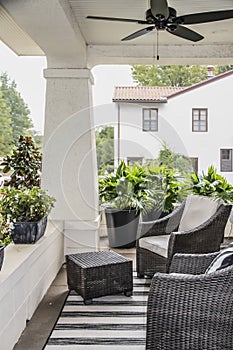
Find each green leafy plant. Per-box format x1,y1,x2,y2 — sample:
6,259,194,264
0,186,56,222
0,215,11,246
147,165,182,213
191,165,233,203
1,135,42,188
99,161,155,213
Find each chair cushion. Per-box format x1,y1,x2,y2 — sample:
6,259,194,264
178,195,222,232
206,244,233,274
139,235,170,258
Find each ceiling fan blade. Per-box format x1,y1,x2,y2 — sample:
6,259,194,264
175,9,233,25
150,0,169,19
121,26,155,41
86,15,147,24
166,25,204,42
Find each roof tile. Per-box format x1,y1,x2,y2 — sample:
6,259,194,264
113,86,184,102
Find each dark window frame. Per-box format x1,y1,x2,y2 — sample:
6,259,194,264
192,108,208,132
127,157,143,166
190,157,198,173
142,108,158,132
220,149,233,172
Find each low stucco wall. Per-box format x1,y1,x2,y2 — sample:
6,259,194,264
0,220,64,350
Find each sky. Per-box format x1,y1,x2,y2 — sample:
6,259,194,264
0,40,135,134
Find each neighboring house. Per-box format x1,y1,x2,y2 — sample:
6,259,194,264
112,69,233,183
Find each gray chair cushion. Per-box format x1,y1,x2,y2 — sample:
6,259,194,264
178,195,222,232
206,244,233,274
139,235,170,258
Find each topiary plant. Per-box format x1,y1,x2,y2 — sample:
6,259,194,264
1,135,42,188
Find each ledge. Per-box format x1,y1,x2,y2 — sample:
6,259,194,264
0,220,64,350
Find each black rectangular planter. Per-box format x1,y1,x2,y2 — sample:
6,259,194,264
11,216,48,244
0,246,4,271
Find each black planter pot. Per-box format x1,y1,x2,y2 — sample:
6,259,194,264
11,216,48,244
105,208,140,248
0,246,4,271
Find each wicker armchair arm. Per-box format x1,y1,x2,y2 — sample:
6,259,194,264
137,201,185,239
146,268,233,349
169,252,219,274
167,204,231,261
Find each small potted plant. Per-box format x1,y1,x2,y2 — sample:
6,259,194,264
0,186,55,244
0,215,12,270
99,161,154,248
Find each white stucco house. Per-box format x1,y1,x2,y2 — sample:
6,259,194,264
113,69,233,183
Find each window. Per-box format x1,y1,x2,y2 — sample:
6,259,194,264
127,157,143,166
143,109,158,131
192,109,208,132
190,157,198,173
220,149,232,172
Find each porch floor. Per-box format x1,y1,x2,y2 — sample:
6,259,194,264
12,237,136,350
12,236,233,350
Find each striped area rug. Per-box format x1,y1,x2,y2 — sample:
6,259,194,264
44,272,151,350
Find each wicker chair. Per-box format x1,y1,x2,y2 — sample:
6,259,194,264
146,251,233,350
136,195,232,277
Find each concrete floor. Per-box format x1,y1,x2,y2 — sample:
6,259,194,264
13,238,136,350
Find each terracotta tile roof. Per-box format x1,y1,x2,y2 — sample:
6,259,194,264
113,70,233,103
113,86,184,102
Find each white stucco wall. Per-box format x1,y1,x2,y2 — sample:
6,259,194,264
115,74,233,183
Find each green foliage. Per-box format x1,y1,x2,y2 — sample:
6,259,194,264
147,165,181,213
191,165,233,203
0,186,56,222
148,142,194,175
0,72,33,146
131,65,233,87
99,161,155,213
1,135,42,188
31,130,43,151
96,126,114,174
0,89,14,156
0,215,11,246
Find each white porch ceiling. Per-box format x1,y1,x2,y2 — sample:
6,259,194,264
69,0,233,46
0,0,232,66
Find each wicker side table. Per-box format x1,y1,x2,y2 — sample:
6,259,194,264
65,250,133,304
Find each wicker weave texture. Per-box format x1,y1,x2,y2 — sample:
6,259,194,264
137,202,232,277
146,253,233,350
66,251,133,303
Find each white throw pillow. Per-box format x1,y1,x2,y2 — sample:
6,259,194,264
178,195,222,232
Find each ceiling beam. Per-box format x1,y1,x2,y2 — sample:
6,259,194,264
87,44,233,67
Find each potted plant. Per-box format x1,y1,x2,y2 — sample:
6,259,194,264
1,135,42,188
0,186,55,244
0,216,12,270
191,165,233,203
99,161,154,248
142,165,182,221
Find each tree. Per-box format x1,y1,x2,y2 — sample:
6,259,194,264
131,65,233,87
95,126,114,174
0,89,13,156
0,72,33,146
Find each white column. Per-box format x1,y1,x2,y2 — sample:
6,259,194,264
42,68,100,254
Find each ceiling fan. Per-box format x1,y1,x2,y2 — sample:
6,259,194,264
86,0,233,42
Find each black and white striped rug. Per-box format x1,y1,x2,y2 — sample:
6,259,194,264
44,273,151,350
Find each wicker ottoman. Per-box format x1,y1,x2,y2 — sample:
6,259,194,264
66,250,133,304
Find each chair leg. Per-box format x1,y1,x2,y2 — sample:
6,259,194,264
137,272,144,278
